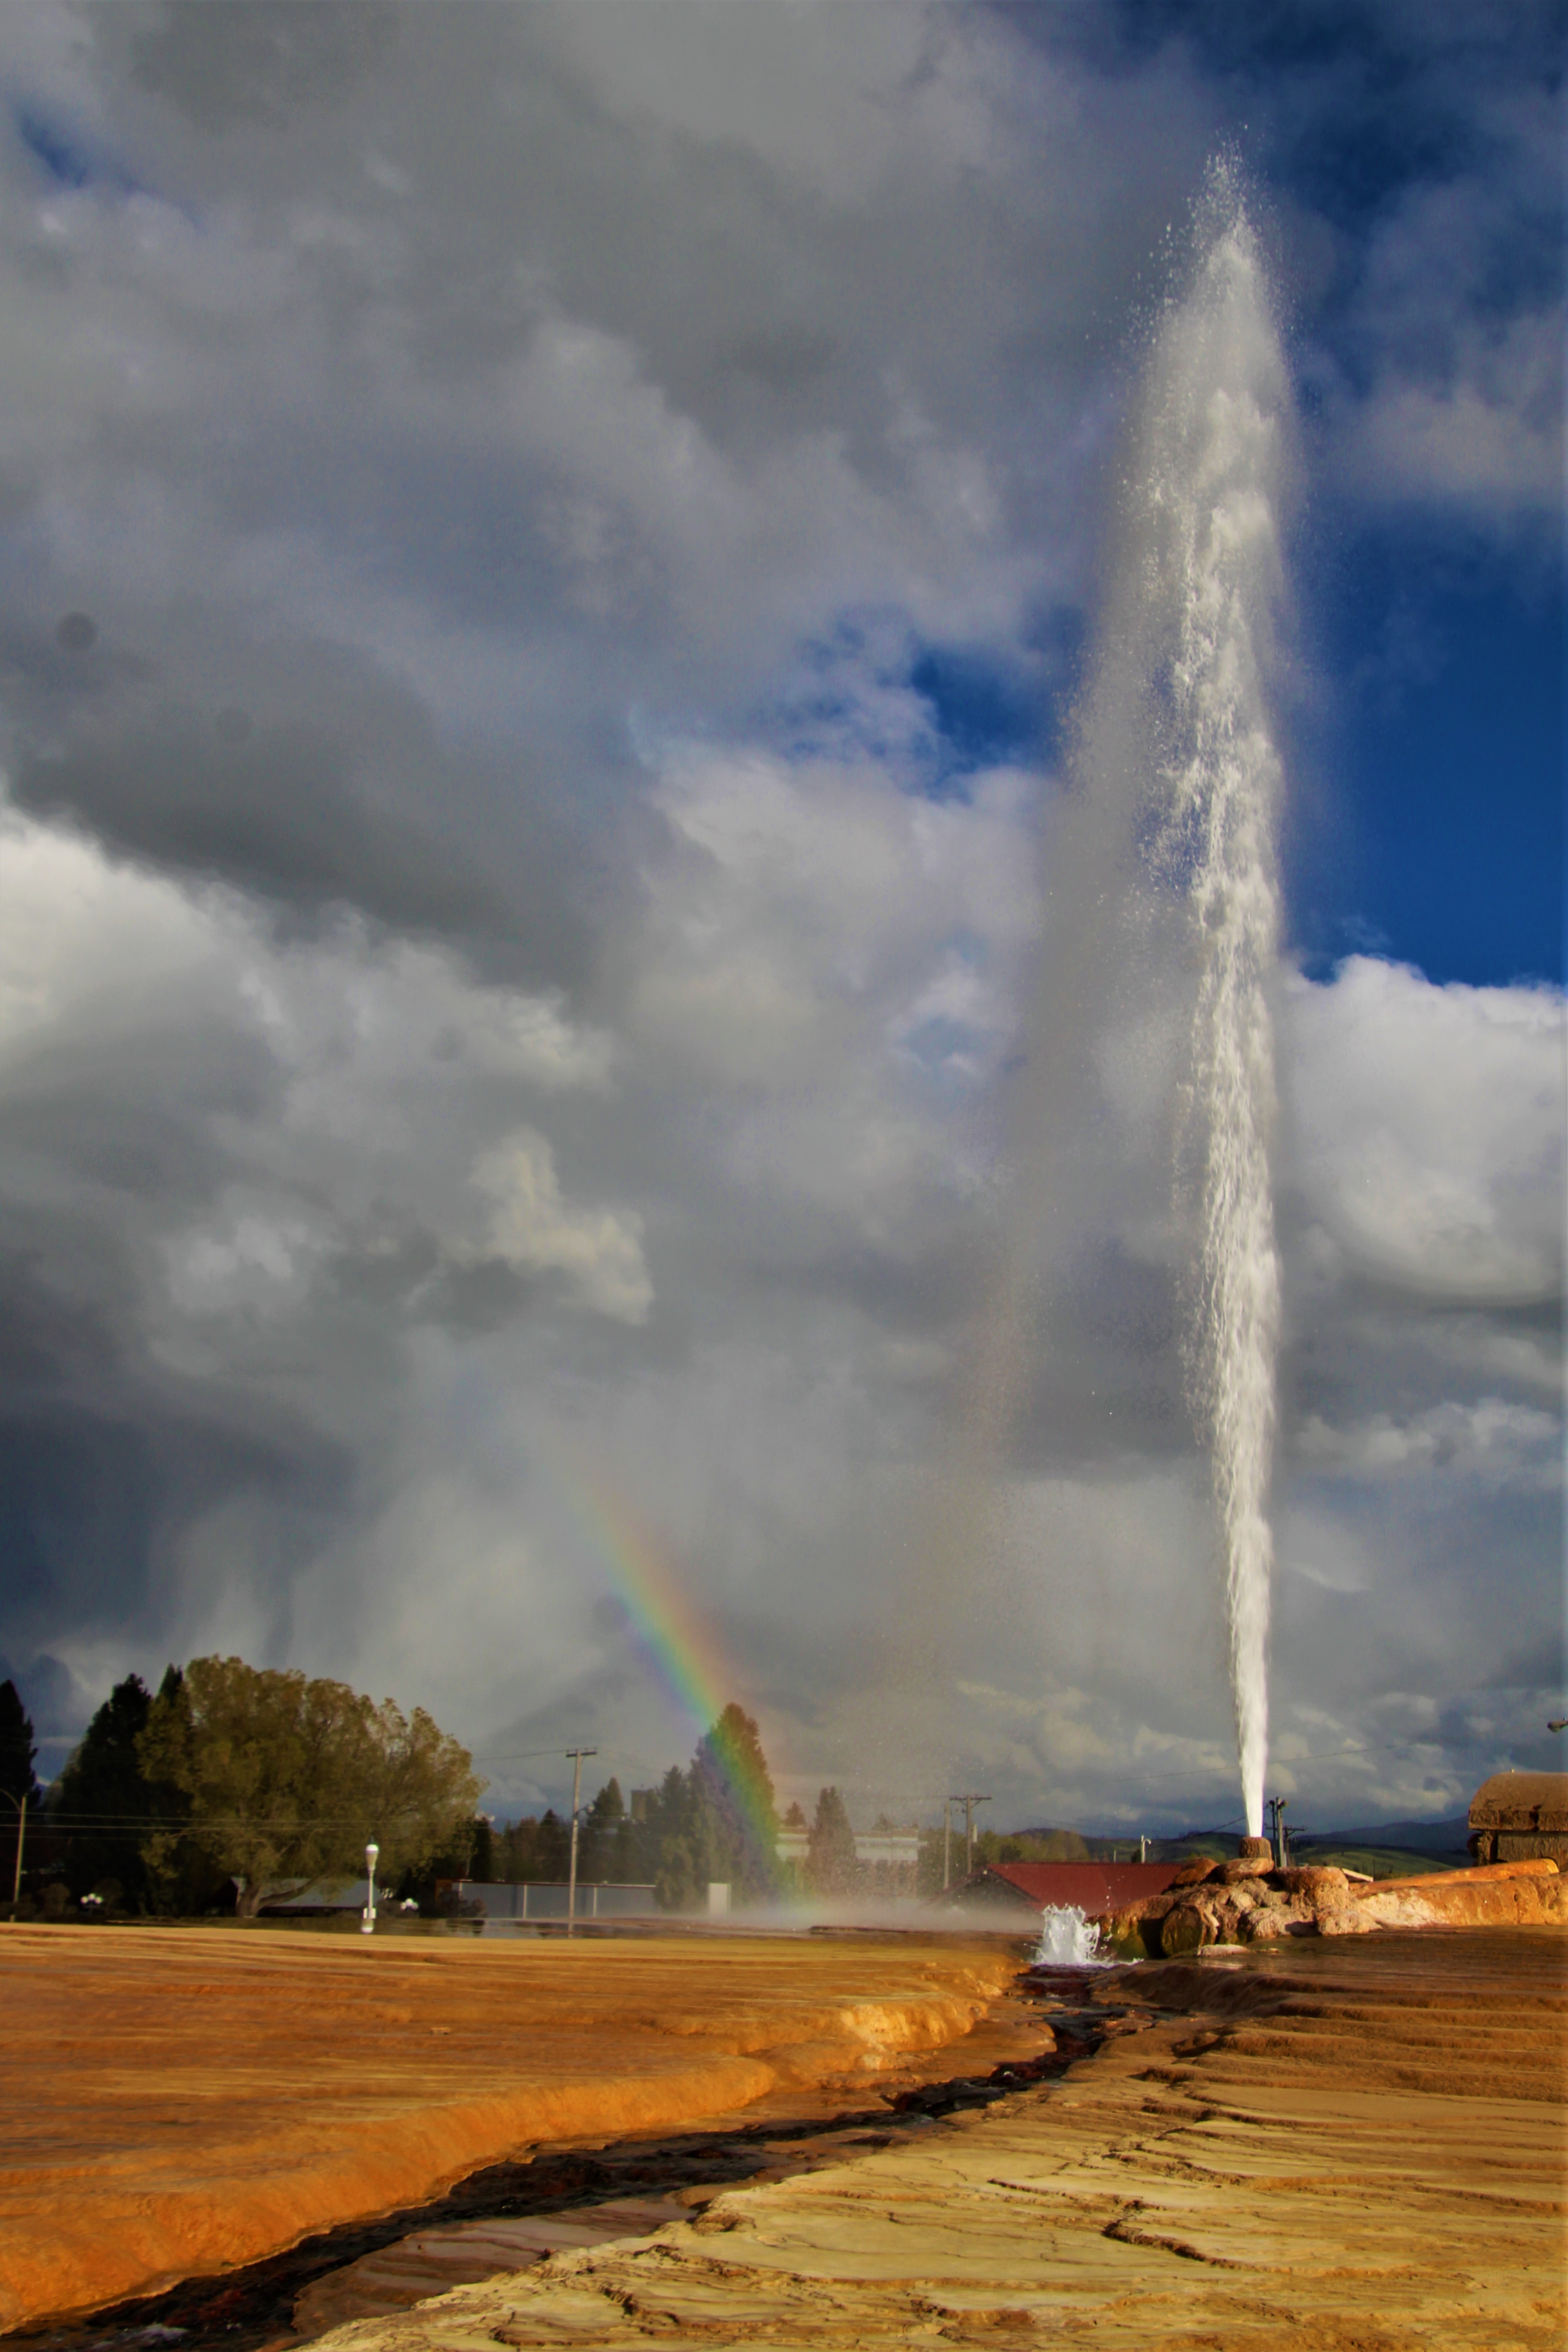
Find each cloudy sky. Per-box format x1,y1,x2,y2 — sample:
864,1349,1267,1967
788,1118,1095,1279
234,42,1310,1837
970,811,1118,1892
0,0,1560,1837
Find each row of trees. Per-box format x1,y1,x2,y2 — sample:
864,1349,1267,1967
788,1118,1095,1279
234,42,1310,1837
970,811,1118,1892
484,1704,799,1908
2,1660,479,1918
2,1672,942,1919
478,1714,874,1907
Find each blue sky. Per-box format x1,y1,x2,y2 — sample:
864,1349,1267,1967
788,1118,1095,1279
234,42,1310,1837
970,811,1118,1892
0,1,1558,1835
1302,524,1561,986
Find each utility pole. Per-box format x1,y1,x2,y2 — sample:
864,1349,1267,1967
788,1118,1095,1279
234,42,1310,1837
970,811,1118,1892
948,1793,989,1881
564,1749,597,1938
942,1800,952,1892
4,1791,25,1910
1267,1796,1289,1871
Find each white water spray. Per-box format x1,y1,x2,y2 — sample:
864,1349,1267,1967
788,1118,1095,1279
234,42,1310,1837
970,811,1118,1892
1033,1904,1109,1967
1143,174,1291,1839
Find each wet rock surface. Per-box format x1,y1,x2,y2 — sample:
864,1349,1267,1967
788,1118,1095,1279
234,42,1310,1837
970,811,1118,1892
292,1929,1566,2352
0,1925,1033,2337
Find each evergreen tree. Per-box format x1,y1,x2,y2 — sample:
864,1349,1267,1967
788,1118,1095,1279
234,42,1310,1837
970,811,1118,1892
0,1679,41,1901
649,1764,699,1909
535,1807,572,1880
690,1703,780,1902
584,1777,625,1880
136,1666,230,1916
805,1786,859,1897
53,1675,156,1908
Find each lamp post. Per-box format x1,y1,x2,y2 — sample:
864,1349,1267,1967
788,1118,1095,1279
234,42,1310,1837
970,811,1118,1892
1,1790,25,1910
362,1841,379,1935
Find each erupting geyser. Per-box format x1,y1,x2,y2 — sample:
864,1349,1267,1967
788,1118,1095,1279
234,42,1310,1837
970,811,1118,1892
1151,171,1292,1840
1069,164,1294,1838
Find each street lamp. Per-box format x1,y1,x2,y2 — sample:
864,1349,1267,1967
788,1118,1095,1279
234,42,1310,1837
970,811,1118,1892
362,1841,379,1935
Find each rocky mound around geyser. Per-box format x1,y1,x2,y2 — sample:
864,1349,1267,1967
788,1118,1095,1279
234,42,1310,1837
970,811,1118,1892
1106,1853,1565,1957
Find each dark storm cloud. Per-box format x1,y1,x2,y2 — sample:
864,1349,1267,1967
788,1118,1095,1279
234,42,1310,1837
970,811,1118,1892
0,1247,348,1664
129,0,400,131
6,628,595,987
16,715,521,954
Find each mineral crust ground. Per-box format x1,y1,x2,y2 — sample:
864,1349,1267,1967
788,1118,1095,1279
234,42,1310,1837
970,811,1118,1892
0,1923,1028,2335
301,1928,1567,2352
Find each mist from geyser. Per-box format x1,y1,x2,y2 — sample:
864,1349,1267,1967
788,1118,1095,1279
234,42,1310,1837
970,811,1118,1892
1047,168,1293,1838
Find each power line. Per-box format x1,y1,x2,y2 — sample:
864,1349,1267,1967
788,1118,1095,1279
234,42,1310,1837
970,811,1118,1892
30,1809,454,1832
471,1747,589,1764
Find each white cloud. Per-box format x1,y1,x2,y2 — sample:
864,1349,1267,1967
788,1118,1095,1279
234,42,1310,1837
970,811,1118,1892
468,1127,651,1324
1344,313,1563,517
1284,957,1564,1304
1296,1398,1561,1488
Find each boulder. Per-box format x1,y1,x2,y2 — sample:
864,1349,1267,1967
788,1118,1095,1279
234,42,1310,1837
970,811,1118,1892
1276,1866,1349,1900
1168,1858,1220,1890
1207,1898,1251,1946
1159,1903,1214,1955
1239,1900,1310,1942
1101,1906,1157,1957
1315,1902,1375,1937
1157,1892,1252,1951
1216,1855,1273,1885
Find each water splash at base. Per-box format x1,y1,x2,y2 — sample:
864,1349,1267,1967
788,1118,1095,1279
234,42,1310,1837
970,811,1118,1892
1033,1905,1111,1967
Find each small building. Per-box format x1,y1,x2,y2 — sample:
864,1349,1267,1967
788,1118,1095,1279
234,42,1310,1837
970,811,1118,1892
949,1860,1181,1914
775,1824,922,1894
1467,1773,1568,1864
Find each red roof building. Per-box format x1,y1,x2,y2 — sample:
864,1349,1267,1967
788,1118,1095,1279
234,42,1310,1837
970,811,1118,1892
954,1860,1181,1914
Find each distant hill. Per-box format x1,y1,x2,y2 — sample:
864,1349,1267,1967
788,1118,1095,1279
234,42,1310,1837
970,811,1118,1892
1296,1816,1470,1858
1013,1815,1474,1868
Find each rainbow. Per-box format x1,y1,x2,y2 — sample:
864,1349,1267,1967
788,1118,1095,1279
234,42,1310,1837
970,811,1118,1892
555,1464,781,1879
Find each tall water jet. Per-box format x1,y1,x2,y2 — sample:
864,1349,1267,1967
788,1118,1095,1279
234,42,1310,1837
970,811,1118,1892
1043,165,1293,1839
1147,172,1292,1838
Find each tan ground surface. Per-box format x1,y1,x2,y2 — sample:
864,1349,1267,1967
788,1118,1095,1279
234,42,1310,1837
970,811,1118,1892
308,1929,1568,2352
0,1924,1028,2333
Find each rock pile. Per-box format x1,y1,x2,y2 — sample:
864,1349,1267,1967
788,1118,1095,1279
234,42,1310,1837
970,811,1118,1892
1102,1852,1565,1956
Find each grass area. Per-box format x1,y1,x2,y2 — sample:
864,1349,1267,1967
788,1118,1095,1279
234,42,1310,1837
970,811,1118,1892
1296,1845,1462,1880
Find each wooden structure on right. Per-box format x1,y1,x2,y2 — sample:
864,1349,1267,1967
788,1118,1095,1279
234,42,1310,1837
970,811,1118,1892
1467,1771,1568,1864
